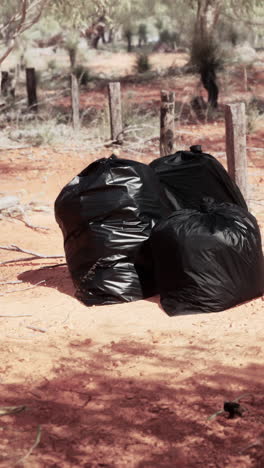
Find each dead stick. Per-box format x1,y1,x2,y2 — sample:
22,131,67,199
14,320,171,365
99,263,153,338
160,90,175,157
0,244,63,257
0,280,22,284
0,244,64,258
15,425,42,466
0,257,57,266
0,280,45,296
0,405,26,416
37,263,67,270
26,326,47,333
0,314,33,317
15,217,50,231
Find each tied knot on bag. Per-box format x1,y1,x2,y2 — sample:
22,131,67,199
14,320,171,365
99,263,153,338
200,197,216,214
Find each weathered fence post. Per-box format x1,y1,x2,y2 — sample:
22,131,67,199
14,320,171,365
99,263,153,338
71,73,80,130
26,67,38,111
108,82,123,144
1,71,9,96
160,90,175,157
225,102,248,202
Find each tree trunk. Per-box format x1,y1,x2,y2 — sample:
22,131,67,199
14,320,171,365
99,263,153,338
69,48,76,69
201,67,219,108
108,27,114,43
26,67,38,111
194,0,222,108
127,36,132,53
92,35,100,49
195,0,221,40
1,71,9,96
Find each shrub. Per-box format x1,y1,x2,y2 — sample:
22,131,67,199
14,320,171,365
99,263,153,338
73,65,92,86
246,97,264,133
135,53,152,74
191,37,224,107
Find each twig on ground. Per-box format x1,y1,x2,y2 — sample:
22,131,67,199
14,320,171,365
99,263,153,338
0,280,46,296
0,145,32,150
0,280,22,285
0,244,64,265
0,244,64,258
239,439,262,454
15,216,50,231
0,256,49,265
38,262,67,270
0,405,26,416
26,326,47,333
0,314,32,317
15,425,42,466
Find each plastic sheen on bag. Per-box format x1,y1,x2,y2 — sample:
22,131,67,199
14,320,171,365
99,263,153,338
150,146,247,211
150,198,264,315
55,155,170,305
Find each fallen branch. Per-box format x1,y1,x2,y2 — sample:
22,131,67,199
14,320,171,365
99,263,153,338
15,425,42,466
15,216,50,231
26,326,47,333
38,263,67,270
0,244,63,258
0,314,32,317
0,280,45,296
0,257,52,266
0,280,22,285
0,244,64,265
240,439,262,454
0,405,26,416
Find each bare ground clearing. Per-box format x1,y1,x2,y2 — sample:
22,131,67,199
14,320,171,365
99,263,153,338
0,51,263,467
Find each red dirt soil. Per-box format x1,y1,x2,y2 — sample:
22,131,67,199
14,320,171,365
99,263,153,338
0,53,264,467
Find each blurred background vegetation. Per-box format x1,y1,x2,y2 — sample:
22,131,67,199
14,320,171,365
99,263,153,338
0,0,263,146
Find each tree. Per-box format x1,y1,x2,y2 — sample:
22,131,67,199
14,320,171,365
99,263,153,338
190,0,264,107
190,0,222,108
0,0,50,65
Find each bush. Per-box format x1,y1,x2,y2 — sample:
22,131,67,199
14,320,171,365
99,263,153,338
191,38,224,73
159,29,178,49
191,37,224,107
246,97,264,133
73,65,92,86
135,53,152,74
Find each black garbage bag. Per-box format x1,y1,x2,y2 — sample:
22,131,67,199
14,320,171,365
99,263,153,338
150,198,264,315
150,145,247,211
54,155,170,305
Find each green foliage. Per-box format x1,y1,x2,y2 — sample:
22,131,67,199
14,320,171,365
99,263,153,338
246,97,264,133
159,29,179,48
73,65,92,86
138,23,147,36
135,53,152,73
191,37,224,73
47,59,57,71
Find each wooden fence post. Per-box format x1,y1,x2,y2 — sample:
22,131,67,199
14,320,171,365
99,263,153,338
108,82,123,144
26,67,38,111
225,102,248,202
160,90,175,157
71,74,80,130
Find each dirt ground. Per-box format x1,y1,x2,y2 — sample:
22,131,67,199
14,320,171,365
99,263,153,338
0,51,264,467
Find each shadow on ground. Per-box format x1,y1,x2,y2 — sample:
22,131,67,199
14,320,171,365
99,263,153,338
1,338,264,467
18,266,164,311
18,265,76,299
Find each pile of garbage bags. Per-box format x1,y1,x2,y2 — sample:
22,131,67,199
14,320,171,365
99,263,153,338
55,147,263,315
